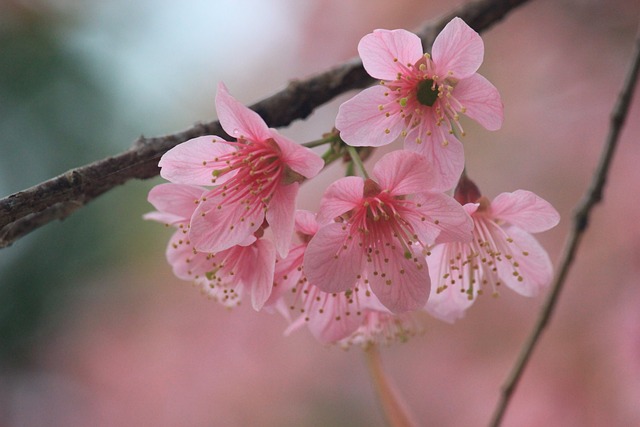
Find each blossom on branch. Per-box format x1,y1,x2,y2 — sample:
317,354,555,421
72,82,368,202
158,82,324,258
144,183,213,281
144,183,276,310
426,176,560,323
274,210,420,347
303,150,473,313
335,17,503,189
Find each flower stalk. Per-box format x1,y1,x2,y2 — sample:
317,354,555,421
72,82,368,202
365,345,418,427
346,145,370,179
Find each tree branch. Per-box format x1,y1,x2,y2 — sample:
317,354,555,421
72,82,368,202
488,23,640,427
0,0,531,248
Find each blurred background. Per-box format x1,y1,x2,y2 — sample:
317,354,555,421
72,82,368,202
1,0,639,425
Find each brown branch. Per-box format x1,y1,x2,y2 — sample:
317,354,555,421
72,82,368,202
0,0,531,248
488,23,640,427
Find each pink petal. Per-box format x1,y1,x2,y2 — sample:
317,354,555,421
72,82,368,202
404,123,465,191
142,211,184,225
270,130,324,179
265,261,304,316
359,29,424,81
367,245,430,313
189,191,264,253
404,192,473,246
269,243,306,304
283,315,307,337
266,182,299,258
147,183,205,220
372,150,435,196
432,17,484,79
496,226,554,297
165,230,213,281
215,82,271,142
295,210,319,235
305,297,365,344
454,73,504,131
357,289,392,313
303,223,364,293
425,245,474,323
336,85,406,147
196,275,244,308
238,239,276,311
464,202,480,216
261,296,291,320
317,176,364,224
159,136,236,186
491,190,560,233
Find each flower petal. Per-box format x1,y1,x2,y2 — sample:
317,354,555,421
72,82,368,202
304,223,364,293
454,73,504,131
216,82,271,142
372,150,436,196
359,29,424,81
270,243,306,304
142,211,184,225
496,226,554,297
266,182,299,258
147,183,205,217
189,191,264,253
491,190,560,233
425,244,474,322
165,230,213,281
270,130,324,179
404,192,473,246
432,17,484,79
305,295,365,344
336,85,405,147
159,136,237,186
238,239,276,311
195,275,243,308
317,176,363,224
404,122,464,192
367,245,430,313
295,210,320,235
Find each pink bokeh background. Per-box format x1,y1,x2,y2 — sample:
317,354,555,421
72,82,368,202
2,0,640,426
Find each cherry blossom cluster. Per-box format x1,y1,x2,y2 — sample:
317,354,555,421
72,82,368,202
145,17,559,347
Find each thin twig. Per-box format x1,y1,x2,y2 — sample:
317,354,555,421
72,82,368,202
0,0,531,249
346,146,370,179
488,24,640,427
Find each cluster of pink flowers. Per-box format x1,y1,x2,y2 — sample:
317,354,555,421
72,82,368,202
145,17,559,348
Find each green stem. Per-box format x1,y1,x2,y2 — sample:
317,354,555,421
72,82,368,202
302,133,340,148
345,161,355,177
321,147,343,166
346,146,369,179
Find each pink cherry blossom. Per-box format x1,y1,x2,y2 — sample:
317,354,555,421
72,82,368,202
158,82,324,257
335,17,503,189
273,210,418,346
144,183,214,281
269,210,369,342
303,150,473,313
197,238,277,311
144,182,276,311
426,177,560,323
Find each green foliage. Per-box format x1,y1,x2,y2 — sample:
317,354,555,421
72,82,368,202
0,14,138,366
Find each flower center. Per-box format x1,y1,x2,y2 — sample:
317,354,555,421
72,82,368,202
207,138,284,221
416,79,439,107
351,187,416,260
